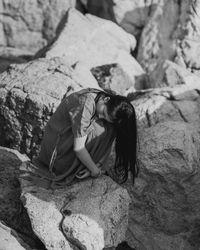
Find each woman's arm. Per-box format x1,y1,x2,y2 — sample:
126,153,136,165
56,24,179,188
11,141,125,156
73,135,101,177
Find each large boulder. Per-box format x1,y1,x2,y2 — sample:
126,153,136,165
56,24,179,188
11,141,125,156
37,8,146,91
0,57,99,159
19,162,130,250
0,146,45,249
79,0,154,39
132,80,200,130
0,0,76,53
124,83,200,249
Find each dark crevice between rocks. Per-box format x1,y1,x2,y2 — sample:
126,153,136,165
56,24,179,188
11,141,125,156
191,1,200,19
177,108,188,123
145,110,151,127
59,209,81,250
58,193,83,250
104,241,137,250
76,0,88,14
0,180,47,250
59,211,85,250
195,89,200,96
18,206,47,250
116,241,136,249
188,219,200,249
160,91,176,101
171,102,188,123
0,115,7,147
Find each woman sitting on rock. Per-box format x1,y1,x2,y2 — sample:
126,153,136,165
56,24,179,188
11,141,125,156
34,88,138,186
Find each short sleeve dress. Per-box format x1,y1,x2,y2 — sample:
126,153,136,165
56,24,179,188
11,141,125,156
34,88,116,185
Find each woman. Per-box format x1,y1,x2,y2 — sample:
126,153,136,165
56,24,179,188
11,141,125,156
34,88,138,186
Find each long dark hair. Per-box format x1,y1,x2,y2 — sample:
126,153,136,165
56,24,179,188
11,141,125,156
99,91,138,184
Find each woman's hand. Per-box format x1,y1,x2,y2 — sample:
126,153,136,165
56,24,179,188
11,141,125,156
91,164,106,178
76,163,106,179
76,169,90,179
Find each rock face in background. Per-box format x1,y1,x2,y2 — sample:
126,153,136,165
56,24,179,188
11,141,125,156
134,0,200,87
37,8,146,91
125,82,200,250
1,1,200,88
19,162,130,250
79,0,154,40
0,0,76,53
136,0,180,87
0,147,45,249
82,0,200,88
0,0,78,73
174,0,200,74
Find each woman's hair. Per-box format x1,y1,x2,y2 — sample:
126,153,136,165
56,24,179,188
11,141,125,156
99,90,138,184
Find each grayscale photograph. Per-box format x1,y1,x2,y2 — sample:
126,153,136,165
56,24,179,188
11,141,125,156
0,1,200,249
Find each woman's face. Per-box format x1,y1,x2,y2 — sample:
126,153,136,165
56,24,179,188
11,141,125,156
96,97,113,123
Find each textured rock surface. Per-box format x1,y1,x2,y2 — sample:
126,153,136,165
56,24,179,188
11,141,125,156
84,1,200,88
137,0,200,87
0,0,76,53
20,162,130,250
79,0,154,39
124,82,200,249
161,60,200,87
91,63,143,95
0,146,45,249
0,46,32,73
174,0,200,73
0,57,99,159
38,8,145,91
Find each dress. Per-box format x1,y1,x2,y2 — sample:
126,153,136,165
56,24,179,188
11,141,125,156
34,88,116,185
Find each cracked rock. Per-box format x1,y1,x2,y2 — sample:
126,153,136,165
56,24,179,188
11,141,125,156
19,162,130,250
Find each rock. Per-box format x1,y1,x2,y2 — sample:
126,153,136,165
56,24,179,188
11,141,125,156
80,1,200,87
126,121,200,250
71,62,100,90
161,60,200,87
0,146,28,229
139,121,200,178
174,0,200,73
0,221,32,250
0,146,45,249
0,46,33,73
0,57,98,159
91,63,136,95
136,0,179,87
0,0,76,54
19,162,130,250
37,8,146,91
80,0,153,39
136,0,200,87
123,83,200,249
130,81,200,130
